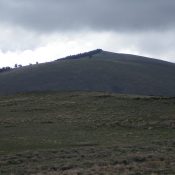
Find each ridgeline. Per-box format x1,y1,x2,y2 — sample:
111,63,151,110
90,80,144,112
0,49,175,96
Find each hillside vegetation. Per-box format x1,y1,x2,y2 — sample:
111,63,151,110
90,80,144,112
0,50,175,96
0,92,175,174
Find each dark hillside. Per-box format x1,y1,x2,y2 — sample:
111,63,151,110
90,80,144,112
0,50,175,96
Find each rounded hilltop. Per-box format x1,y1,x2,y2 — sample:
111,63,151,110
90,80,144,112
0,49,175,96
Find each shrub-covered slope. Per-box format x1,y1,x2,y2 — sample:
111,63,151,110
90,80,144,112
0,50,175,96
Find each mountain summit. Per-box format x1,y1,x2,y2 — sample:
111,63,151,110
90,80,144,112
0,49,175,96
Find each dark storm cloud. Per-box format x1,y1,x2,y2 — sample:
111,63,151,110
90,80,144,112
0,0,175,33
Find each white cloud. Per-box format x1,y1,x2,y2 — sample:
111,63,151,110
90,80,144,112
0,28,175,67
0,30,113,67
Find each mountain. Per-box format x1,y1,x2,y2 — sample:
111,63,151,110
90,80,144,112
0,49,175,96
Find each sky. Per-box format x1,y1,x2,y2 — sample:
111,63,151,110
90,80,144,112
0,0,175,67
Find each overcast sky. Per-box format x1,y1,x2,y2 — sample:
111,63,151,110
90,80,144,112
0,0,175,67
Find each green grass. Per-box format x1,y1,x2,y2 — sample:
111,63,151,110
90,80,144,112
0,92,175,174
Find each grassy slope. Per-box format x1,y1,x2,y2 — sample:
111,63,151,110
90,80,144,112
0,92,175,174
0,51,175,96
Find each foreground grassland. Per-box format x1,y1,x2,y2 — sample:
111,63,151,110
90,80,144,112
0,92,175,175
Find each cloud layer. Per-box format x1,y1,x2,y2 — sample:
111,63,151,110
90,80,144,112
0,0,175,32
0,0,175,66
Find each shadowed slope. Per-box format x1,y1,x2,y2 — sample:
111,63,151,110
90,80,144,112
0,50,175,96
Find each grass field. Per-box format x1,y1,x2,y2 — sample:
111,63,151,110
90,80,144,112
0,92,175,174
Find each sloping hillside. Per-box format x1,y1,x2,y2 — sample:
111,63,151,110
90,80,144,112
0,49,175,96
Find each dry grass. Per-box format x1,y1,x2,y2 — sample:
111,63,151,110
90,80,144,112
0,92,175,174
